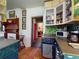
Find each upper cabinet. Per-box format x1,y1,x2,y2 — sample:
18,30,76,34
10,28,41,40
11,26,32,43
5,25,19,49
65,0,72,22
45,9,55,26
44,0,65,26
72,0,79,20
0,0,6,7
64,0,79,23
56,3,63,24
44,0,63,9
44,0,53,9
0,0,6,22
44,0,79,26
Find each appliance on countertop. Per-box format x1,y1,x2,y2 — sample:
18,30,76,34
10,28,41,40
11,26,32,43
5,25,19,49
67,31,79,43
56,31,68,38
67,31,79,49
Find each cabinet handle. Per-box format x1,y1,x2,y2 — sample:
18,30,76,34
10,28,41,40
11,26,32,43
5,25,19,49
67,56,73,58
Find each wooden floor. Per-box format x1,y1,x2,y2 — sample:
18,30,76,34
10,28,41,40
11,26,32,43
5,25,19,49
18,47,50,59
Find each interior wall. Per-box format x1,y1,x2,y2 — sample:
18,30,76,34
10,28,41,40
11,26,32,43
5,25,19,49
23,6,44,47
6,6,44,47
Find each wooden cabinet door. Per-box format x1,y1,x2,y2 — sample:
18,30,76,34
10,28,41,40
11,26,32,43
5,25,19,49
72,0,79,20
44,1,53,9
5,18,19,39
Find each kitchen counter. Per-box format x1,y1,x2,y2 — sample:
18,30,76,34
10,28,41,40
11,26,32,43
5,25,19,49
56,38,79,56
43,34,79,56
0,39,19,49
0,39,19,59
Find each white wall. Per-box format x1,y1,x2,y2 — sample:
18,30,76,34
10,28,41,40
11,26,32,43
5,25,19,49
6,6,44,47
23,6,44,47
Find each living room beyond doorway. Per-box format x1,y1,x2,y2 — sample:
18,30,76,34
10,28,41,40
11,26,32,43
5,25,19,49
31,16,43,48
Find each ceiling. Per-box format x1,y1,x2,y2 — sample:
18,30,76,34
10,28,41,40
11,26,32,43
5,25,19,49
7,0,45,9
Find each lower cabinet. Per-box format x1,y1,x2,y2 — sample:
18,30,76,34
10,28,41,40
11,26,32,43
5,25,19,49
55,41,79,59
64,54,79,59
0,42,19,59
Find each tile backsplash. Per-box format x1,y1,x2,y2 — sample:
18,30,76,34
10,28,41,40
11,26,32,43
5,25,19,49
45,26,58,34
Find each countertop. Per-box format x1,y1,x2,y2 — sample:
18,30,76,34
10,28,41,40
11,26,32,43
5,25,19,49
0,39,19,49
43,34,79,56
56,38,79,56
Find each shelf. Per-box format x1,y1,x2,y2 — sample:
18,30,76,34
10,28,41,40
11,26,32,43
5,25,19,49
45,20,73,26
45,24,56,26
56,10,63,14
55,19,79,25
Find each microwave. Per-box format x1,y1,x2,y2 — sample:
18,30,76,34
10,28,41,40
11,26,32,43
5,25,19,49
56,31,68,37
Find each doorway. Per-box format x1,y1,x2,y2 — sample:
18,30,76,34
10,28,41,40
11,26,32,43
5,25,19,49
31,16,43,48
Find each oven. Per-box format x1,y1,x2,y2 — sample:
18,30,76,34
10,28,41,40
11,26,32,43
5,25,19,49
67,31,79,43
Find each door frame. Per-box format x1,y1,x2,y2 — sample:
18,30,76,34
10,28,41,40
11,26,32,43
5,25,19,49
31,16,43,47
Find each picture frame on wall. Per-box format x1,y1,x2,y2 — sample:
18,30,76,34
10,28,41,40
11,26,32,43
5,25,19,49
22,10,26,16
9,10,15,18
22,17,26,30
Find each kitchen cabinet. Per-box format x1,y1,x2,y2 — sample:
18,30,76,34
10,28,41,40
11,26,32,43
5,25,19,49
0,0,6,35
6,8,26,32
45,9,55,25
44,0,79,28
72,0,79,20
0,0,6,22
5,18,19,39
51,38,79,59
64,0,72,22
0,39,19,59
56,3,64,24
0,0,6,7
44,0,55,27
0,42,19,59
44,0,65,27
59,0,79,24
56,38,79,59
65,0,79,22
43,0,65,33
44,0,53,9
44,0,62,10
45,0,64,9
56,48,79,59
